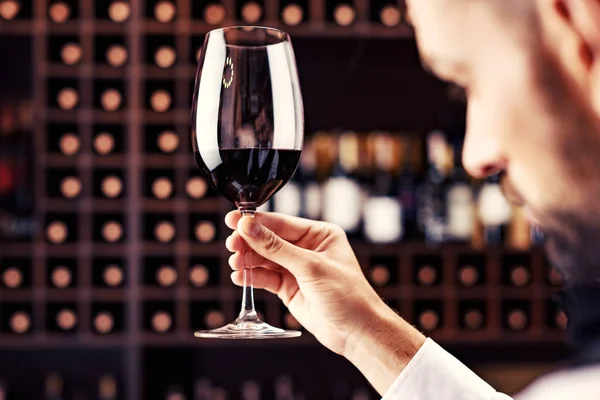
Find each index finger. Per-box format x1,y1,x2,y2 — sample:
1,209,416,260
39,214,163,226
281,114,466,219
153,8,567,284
225,210,318,242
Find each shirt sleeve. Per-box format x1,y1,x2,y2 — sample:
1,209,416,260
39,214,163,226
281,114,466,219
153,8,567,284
382,338,514,400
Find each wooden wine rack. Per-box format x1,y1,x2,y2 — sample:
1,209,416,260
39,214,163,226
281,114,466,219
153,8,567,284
0,0,569,399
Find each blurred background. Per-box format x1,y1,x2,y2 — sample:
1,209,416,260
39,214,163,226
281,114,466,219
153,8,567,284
0,0,570,399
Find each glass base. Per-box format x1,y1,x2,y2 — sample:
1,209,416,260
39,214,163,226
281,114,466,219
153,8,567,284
194,319,301,339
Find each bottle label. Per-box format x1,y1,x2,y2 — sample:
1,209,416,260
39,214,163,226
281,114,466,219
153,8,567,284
363,196,403,243
273,181,302,217
478,183,512,226
322,177,361,231
447,183,475,240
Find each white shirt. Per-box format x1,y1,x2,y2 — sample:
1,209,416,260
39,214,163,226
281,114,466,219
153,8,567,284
383,338,600,400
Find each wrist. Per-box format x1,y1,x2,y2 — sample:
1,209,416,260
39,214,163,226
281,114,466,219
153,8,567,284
344,301,426,396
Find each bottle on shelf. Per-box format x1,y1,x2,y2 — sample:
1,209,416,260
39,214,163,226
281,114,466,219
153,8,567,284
157,130,179,153
48,1,71,23
98,374,117,400
151,176,174,200
506,309,528,331
204,309,225,329
108,0,131,22
1,266,23,289
155,46,177,68
56,308,77,331
363,133,403,244
416,263,438,287
44,372,64,400
59,133,81,156
46,221,69,244
194,378,212,400
100,89,123,112
503,302,530,331
461,308,485,331
151,310,172,333
351,388,370,400
9,310,31,334
273,167,302,218
418,131,452,244
51,265,73,288
189,264,209,287
477,174,512,245
241,380,261,400
154,220,176,243
378,4,401,27
150,89,172,113
60,176,82,199
194,220,216,243
322,132,363,239
106,44,128,67
281,2,304,26
298,136,322,220
101,175,124,199
103,264,124,287
60,43,83,66
165,386,187,400
417,309,440,332
446,142,475,242
508,206,532,250
56,87,79,111
239,1,262,24
205,3,226,24
93,311,115,334
101,220,124,243
396,136,420,240
94,132,116,155
0,0,20,20
509,264,531,287
186,176,208,200
274,375,294,400
369,264,390,287
154,0,176,22
332,2,355,26
156,265,178,287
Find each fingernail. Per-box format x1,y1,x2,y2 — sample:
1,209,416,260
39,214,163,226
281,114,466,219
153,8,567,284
240,217,260,237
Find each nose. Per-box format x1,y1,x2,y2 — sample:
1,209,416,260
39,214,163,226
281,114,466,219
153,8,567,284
461,100,508,179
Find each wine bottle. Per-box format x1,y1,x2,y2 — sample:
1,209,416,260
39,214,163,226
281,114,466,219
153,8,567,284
156,129,179,153
0,0,20,20
93,311,115,334
156,265,178,287
59,133,81,156
48,1,71,23
508,206,532,250
151,310,172,333
94,132,116,155
100,89,123,112
194,220,216,243
331,2,355,26
378,4,401,27
274,375,294,400
417,309,440,332
60,176,82,199
238,1,263,24
186,176,208,200
60,43,83,66
506,309,528,331
322,132,363,238
509,264,531,287
103,264,124,287
461,308,485,331
154,46,177,68
477,174,512,245
45,373,65,400
446,143,475,242
419,131,452,244
100,175,124,198
165,386,186,400
56,308,77,331
202,3,226,25
241,381,261,400
369,264,390,287
150,89,172,112
189,264,209,287
101,220,123,243
106,44,128,67
46,221,69,244
9,310,31,334
154,0,176,22
97,374,117,400
154,220,176,243
1,266,22,288
457,264,480,287
397,136,419,240
51,265,73,288
281,0,305,26
194,378,212,400
416,264,438,287
363,133,403,244
152,177,174,199
299,138,322,220
56,87,79,110
108,1,131,22
204,309,225,329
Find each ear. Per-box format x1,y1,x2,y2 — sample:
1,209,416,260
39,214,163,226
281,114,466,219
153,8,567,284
539,0,600,114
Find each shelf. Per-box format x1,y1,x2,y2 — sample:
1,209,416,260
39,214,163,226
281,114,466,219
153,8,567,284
0,334,129,348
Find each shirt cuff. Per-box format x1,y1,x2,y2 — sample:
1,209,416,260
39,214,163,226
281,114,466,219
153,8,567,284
382,338,500,400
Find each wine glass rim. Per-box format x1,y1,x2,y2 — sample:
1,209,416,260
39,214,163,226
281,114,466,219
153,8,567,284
206,25,291,48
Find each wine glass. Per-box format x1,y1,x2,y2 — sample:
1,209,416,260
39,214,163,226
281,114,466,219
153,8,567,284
191,26,304,339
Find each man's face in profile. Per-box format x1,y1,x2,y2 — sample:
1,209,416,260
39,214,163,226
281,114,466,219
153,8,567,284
407,0,600,284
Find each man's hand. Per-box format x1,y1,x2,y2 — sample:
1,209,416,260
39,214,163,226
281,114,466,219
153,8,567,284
225,211,426,395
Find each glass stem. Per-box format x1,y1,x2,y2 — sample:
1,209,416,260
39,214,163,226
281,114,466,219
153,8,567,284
237,208,259,322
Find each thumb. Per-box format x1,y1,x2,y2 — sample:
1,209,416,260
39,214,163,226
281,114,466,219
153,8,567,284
237,216,316,278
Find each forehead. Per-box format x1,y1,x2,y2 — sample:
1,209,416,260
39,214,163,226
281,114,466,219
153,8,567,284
406,0,508,69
